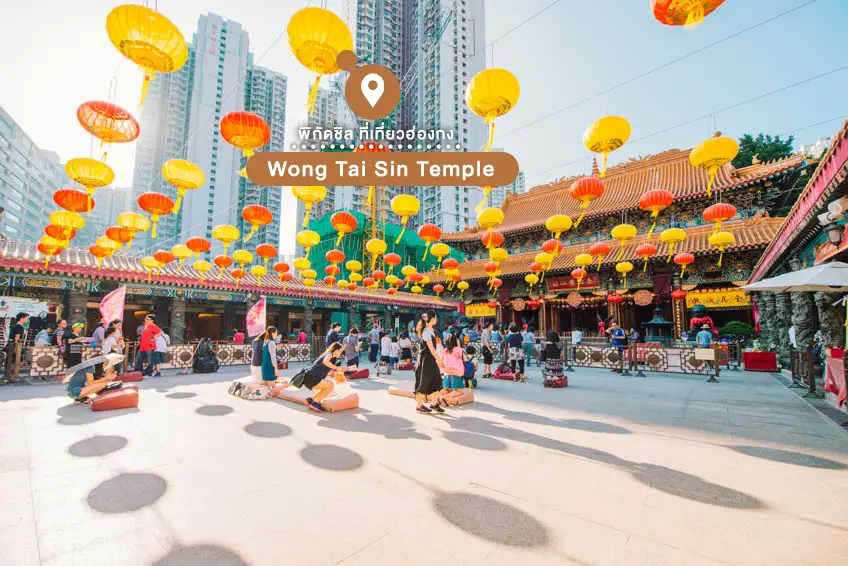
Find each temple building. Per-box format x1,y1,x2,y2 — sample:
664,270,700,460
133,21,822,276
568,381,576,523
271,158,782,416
430,147,808,339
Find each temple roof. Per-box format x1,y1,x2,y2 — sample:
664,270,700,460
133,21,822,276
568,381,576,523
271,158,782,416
0,239,453,309
444,149,805,243
429,214,784,282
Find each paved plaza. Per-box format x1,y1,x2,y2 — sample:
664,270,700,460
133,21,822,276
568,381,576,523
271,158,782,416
2,364,848,566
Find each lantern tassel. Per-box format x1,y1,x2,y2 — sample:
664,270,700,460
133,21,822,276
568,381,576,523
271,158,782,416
667,244,675,262
577,279,582,292
712,221,721,236
244,225,258,243
484,117,495,152
643,259,648,273
717,250,724,268
680,265,686,279
174,196,183,214
367,186,374,206
623,275,627,290
615,245,624,261
86,187,95,215
151,218,158,239
648,212,659,238
127,238,133,250
336,233,344,246
422,242,430,261
574,203,589,228
139,68,154,108
395,219,407,244
596,256,603,271
600,151,609,178
684,4,705,29
706,165,718,198
307,74,322,115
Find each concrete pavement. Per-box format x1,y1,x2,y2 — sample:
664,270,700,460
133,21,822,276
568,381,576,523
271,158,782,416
1,363,847,565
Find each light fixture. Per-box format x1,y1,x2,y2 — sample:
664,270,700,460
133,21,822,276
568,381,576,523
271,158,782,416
823,222,844,246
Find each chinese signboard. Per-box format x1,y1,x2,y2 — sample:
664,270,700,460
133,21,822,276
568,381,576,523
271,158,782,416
466,303,497,317
546,273,601,292
685,289,750,309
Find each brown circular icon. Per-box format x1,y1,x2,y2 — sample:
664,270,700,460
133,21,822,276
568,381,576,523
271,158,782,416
338,51,400,121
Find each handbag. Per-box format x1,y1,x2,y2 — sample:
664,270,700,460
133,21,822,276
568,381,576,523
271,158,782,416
289,368,307,388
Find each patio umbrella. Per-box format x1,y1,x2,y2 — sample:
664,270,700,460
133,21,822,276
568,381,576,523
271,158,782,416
742,261,848,293
62,353,125,384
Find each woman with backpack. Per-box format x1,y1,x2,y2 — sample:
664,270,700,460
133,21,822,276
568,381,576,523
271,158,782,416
413,311,446,414
507,324,526,382
440,334,466,405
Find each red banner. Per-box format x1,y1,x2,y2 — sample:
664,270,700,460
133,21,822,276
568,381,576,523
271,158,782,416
546,273,601,292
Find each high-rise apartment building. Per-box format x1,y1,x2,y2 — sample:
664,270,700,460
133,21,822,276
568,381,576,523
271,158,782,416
0,106,69,243
489,170,526,209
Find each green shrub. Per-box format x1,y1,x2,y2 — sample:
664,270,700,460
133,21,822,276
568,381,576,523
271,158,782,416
719,321,758,341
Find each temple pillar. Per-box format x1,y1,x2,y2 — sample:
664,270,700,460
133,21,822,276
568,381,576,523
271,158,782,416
383,309,392,333
170,297,186,344
775,292,792,365
672,298,684,339
814,291,846,348
790,292,818,349
347,304,357,331
67,289,87,328
303,300,314,340
761,292,777,348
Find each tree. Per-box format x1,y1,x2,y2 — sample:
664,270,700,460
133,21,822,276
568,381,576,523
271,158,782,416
732,133,794,168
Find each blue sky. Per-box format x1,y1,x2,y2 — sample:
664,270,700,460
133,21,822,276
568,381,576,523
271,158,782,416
1,0,845,254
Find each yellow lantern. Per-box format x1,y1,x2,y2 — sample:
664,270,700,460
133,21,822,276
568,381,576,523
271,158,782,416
302,268,318,280
49,211,86,232
251,264,267,286
456,280,470,299
292,186,327,228
490,248,509,264
337,279,350,289
365,238,387,271
709,231,736,267
574,253,594,291
420,275,431,287
411,285,423,295
385,275,400,287
660,227,686,261
429,242,451,272
117,212,150,249
303,278,317,291
545,215,572,240
465,68,520,153
535,252,554,283
444,268,461,290
583,116,631,177
96,237,121,255
106,4,188,106
477,207,505,241
296,230,321,259
287,7,353,114
212,224,241,256
193,260,212,283
293,257,312,275
689,133,739,198
345,260,363,273
525,273,539,295
391,194,421,243
162,159,204,213
616,261,634,290
401,264,417,280
349,272,363,284
65,158,115,214
172,244,193,272
141,256,162,281
232,249,254,270
610,224,637,261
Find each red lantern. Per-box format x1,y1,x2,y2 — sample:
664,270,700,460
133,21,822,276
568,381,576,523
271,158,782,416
372,269,387,281
490,277,503,290
363,277,376,288
186,237,211,256
651,0,726,28
214,255,234,278
231,268,246,288
137,192,175,238
529,262,543,274
673,252,696,278
54,188,92,213
383,252,402,273
279,272,294,284
638,189,674,237
255,243,278,265
442,258,459,271
635,242,658,272
588,242,611,270
569,176,605,227
324,276,337,286
274,262,292,283
571,267,587,290
483,261,499,276
703,202,737,234
241,205,273,242
153,251,174,270
325,265,341,276
410,273,423,284
417,223,442,260
330,211,358,246
45,225,77,241
220,111,270,156
526,299,541,310
105,225,133,246
607,292,623,304
542,239,563,256
671,288,688,301
387,287,398,296
38,243,62,268
326,249,345,265
433,284,445,296
487,300,499,309
482,230,505,249
76,101,140,145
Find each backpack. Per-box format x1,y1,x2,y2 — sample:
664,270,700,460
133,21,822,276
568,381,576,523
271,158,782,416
443,348,465,377
492,363,515,381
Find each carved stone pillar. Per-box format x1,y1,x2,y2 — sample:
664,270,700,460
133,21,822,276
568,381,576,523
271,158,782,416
303,300,314,340
383,309,392,333
170,296,186,344
814,291,846,348
347,304,357,331
67,289,88,328
775,292,792,365
790,292,818,349
761,292,777,348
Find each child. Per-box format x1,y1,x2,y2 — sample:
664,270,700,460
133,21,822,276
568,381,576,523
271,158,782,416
390,335,401,369
463,345,478,389
543,330,566,387
399,332,413,365
379,331,392,373
440,334,466,405
301,342,347,412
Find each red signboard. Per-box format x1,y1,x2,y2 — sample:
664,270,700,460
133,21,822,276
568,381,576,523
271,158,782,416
546,273,601,292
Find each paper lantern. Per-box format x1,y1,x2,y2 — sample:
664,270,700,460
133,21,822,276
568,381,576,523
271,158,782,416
372,269,387,283
96,237,121,255
303,278,317,291
477,207,505,243
185,237,211,258
362,276,376,288
535,252,554,283
673,252,695,278
428,244,450,272
703,202,736,235
153,251,174,274
465,68,520,153
239,204,274,243
294,257,312,272
76,101,139,153
349,272,363,285
690,133,739,198
337,279,350,290
274,262,292,283
137,191,175,238
106,225,135,248
661,228,686,261
635,242,658,272
116,212,150,248
638,189,674,238
481,230,505,250
251,265,268,286
355,142,392,205
171,244,193,272
444,269,461,290
220,111,271,176
487,300,499,309
671,288,688,301
607,292,623,305
525,273,539,295
611,224,637,261
526,299,541,310
325,265,341,277
232,250,254,270
292,186,327,228
49,211,85,234
571,268,587,291
490,277,503,292
45,225,76,241
391,194,421,243
456,280,470,299
616,261,634,289
54,188,93,214
433,284,445,296
255,243,278,266
545,214,573,240
709,231,736,267
161,159,204,213
383,252,402,274
652,0,727,29
86,245,110,270
401,265,417,288
484,261,500,280
490,247,509,264
106,4,188,106
583,116,631,178
387,287,398,296
542,239,563,257
212,225,240,256
365,238,387,271
575,253,594,270
588,242,611,270
65,158,114,213
324,276,337,287
409,285,422,295
141,256,162,281
231,268,247,288
417,223,442,260
345,260,362,274
570,176,605,227
214,255,234,278
296,230,320,259
331,211,358,245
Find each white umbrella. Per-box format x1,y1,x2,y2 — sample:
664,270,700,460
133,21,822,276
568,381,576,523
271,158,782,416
62,353,125,384
742,261,848,293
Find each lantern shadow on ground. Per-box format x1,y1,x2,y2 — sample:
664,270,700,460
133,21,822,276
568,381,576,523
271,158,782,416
728,445,847,470
165,391,196,399
244,421,292,438
196,405,234,416
300,444,363,471
472,402,632,434
434,492,550,548
442,430,507,451
56,403,139,426
317,410,431,440
68,435,128,458
87,472,167,514
153,544,247,566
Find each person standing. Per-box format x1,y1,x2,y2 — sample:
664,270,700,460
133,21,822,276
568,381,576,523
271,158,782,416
90,319,107,378
507,324,526,381
152,328,170,377
696,324,714,348
481,322,494,379
261,326,280,392
368,325,381,363
233,329,245,345
399,332,413,365
326,322,341,348
63,323,86,370
610,323,626,373
380,331,392,371
134,315,162,376
571,326,583,360
343,328,361,369
390,335,401,370
54,319,67,346
414,311,446,414
629,327,640,344
4,313,29,383
35,324,54,347
522,326,536,368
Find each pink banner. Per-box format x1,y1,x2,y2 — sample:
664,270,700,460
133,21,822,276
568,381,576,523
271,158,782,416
246,297,266,338
99,286,126,325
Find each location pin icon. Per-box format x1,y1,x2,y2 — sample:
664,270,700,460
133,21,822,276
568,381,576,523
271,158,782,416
361,73,385,108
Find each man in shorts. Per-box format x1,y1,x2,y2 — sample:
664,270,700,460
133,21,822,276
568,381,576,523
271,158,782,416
344,328,360,369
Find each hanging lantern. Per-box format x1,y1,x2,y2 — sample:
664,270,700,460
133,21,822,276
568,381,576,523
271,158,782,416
401,265,417,288
54,188,93,214
487,300,499,309
703,202,737,235
65,158,114,214
355,143,392,205
137,192,175,239
588,242,611,270
387,287,398,297
348,272,363,285
287,7,353,114
141,256,162,281
571,268,587,291
456,281,470,299
186,237,212,258
545,214,573,240
214,255,234,278
526,299,541,310
490,278,504,293
525,273,539,295
607,292,623,305
574,253,593,290
673,252,695,278
49,211,85,235
610,224,637,261
441,258,460,272
220,111,271,176
391,195,421,244
231,268,247,289
330,211,358,245
365,238,387,271
96,237,121,256
116,212,150,248
535,252,554,283
428,244,450,272
212,225,240,256
106,4,188,106
417,223,442,260
690,132,739,198
87,245,110,270
325,265,341,277
372,270,387,287
482,230,505,250
76,101,140,156
274,262,292,282
661,228,686,261
583,116,631,178
153,251,174,274
41,235,69,250
385,275,401,288
45,225,77,242
542,238,564,257
570,176,605,227
651,0,727,29
251,265,268,286
303,278,317,291
433,284,445,296
292,186,327,228
465,68,520,153
489,248,509,274
337,279,350,292
671,288,688,301
616,261,634,290
240,205,273,243
293,257,312,275
162,159,204,213
255,244,278,266
409,273,424,291
296,230,320,259
709,231,736,267
106,225,135,249
635,242,658,272
638,189,674,238
477,207,505,243
232,250,254,271
484,261,500,281
444,270,461,291
383,252,402,275
171,244,193,272
324,275,337,287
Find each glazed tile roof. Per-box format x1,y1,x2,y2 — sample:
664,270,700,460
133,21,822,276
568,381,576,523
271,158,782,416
444,149,805,243
0,240,454,310
429,215,785,282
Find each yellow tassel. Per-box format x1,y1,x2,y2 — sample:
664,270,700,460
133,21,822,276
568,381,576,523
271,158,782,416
680,266,686,279
717,251,724,268
238,167,248,178
244,225,258,243
667,244,675,262
615,245,624,261
151,219,158,239
174,195,183,214
127,238,133,250
684,4,705,30
574,203,589,228
648,213,659,238
422,242,430,261
139,68,154,108
336,233,344,246
600,152,609,178
706,165,717,198
596,256,603,271
302,206,310,228
395,221,407,244
577,280,581,291
307,74,322,115
484,117,495,152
